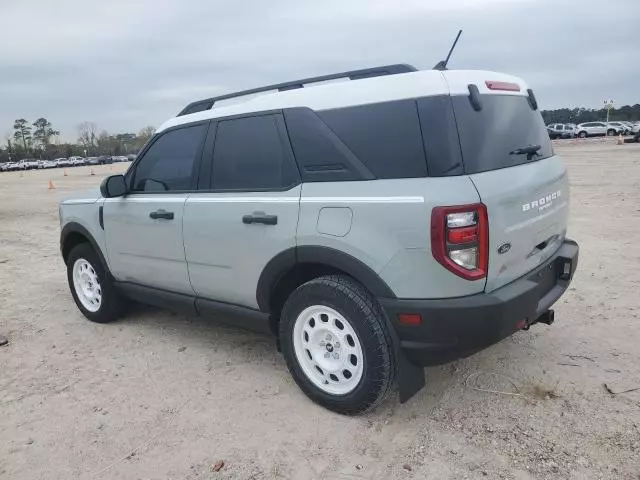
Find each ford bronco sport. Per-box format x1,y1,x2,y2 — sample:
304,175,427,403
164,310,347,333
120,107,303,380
59,63,579,414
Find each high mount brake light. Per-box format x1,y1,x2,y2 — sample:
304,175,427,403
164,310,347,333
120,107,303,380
431,204,488,281
485,80,521,92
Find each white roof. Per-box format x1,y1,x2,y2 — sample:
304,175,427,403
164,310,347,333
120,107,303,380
157,69,529,133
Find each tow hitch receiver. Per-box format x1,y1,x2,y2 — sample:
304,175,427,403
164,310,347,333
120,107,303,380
523,309,555,330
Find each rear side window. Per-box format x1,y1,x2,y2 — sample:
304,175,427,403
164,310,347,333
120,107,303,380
451,94,553,174
211,114,299,190
317,100,427,179
132,123,206,192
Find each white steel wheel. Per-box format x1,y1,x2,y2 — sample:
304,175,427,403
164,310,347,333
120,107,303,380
72,258,102,313
292,305,364,395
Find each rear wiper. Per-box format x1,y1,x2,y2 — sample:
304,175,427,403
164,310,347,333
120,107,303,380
509,144,541,160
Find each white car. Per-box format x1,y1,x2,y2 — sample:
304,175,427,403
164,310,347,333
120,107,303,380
54,158,71,168
575,122,618,138
607,122,630,135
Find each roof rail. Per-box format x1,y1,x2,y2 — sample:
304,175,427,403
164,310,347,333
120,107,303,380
176,63,418,117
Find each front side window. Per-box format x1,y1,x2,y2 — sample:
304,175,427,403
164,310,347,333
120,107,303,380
132,124,206,192
211,114,299,190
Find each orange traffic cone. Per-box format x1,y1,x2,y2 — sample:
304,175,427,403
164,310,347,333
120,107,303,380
617,134,623,145
48,179,55,190
64,169,68,176
90,169,95,176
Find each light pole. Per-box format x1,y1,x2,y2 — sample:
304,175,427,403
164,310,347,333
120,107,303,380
604,100,614,124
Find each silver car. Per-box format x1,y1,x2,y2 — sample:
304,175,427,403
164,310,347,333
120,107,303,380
575,122,618,138
58,65,579,413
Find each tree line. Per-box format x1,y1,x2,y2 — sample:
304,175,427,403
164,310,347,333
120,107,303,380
1,118,154,163
541,104,640,125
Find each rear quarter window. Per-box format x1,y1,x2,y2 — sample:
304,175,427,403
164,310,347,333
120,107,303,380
451,94,553,174
317,100,428,179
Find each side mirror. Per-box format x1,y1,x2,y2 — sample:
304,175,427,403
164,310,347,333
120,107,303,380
100,174,127,198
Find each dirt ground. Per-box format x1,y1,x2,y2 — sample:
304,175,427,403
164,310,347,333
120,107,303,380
1,141,639,480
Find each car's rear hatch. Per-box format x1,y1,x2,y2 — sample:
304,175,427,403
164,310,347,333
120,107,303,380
442,71,569,292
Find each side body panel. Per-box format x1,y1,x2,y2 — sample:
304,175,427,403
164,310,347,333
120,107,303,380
183,187,301,309
298,177,483,299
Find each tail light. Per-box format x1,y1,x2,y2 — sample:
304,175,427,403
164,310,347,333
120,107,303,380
431,204,488,281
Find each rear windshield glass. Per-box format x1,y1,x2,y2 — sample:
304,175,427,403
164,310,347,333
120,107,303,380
451,94,553,174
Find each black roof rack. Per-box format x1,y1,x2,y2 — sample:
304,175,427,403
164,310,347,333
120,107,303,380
176,63,418,117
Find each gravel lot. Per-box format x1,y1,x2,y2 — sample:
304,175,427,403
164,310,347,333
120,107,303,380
1,141,639,480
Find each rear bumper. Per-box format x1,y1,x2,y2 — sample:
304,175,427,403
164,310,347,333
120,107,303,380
380,239,579,366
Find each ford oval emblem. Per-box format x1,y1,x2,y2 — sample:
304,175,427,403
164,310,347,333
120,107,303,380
497,242,511,255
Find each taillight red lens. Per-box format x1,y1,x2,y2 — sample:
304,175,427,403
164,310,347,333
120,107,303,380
485,80,521,92
447,225,478,244
431,204,488,281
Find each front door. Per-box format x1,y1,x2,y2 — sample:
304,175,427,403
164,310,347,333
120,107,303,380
183,113,301,309
103,122,209,294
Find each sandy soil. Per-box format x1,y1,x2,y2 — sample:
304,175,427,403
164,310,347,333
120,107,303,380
1,142,639,480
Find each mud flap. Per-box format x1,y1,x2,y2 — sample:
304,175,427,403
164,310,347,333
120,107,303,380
381,313,426,403
397,348,426,403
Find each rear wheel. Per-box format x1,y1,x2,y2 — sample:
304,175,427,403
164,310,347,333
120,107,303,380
280,275,396,414
607,129,616,136
578,131,587,138
67,243,125,323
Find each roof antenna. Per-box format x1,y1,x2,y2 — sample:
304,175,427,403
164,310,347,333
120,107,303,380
433,30,463,71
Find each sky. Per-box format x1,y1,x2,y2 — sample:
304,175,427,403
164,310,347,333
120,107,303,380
1,0,638,142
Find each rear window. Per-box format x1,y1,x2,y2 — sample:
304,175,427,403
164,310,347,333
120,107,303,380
451,94,553,174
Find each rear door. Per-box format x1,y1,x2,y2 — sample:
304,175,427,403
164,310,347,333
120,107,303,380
183,113,301,309
443,72,569,292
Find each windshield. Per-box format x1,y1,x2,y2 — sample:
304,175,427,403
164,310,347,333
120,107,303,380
451,94,553,174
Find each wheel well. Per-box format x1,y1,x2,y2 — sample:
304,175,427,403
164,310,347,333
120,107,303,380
268,263,350,335
62,232,90,264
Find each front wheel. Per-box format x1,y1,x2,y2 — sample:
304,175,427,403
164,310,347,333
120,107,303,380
578,131,587,138
607,129,616,136
280,275,396,414
67,243,125,323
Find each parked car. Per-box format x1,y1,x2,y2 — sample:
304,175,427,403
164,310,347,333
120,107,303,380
547,123,575,139
126,154,136,161
621,121,635,133
575,122,617,138
69,156,87,167
112,156,129,163
59,64,579,414
0,162,11,172
53,158,69,168
607,122,630,135
86,157,100,166
98,155,113,164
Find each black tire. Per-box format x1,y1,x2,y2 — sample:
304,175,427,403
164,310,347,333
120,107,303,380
66,243,125,323
607,129,616,136
578,131,587,138
279,274,396,414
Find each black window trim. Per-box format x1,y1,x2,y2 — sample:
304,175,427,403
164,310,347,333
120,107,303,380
125,119,211,195
194,109,303,194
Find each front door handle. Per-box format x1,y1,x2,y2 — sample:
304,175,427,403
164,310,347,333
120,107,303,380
242,213,278,225
149,209,174,220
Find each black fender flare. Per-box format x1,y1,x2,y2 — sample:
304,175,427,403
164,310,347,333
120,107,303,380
60,222,108,269
256,245,396,312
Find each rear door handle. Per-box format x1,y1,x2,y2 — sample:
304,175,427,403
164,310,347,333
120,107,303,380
149,209,174,220
242,213,278,225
